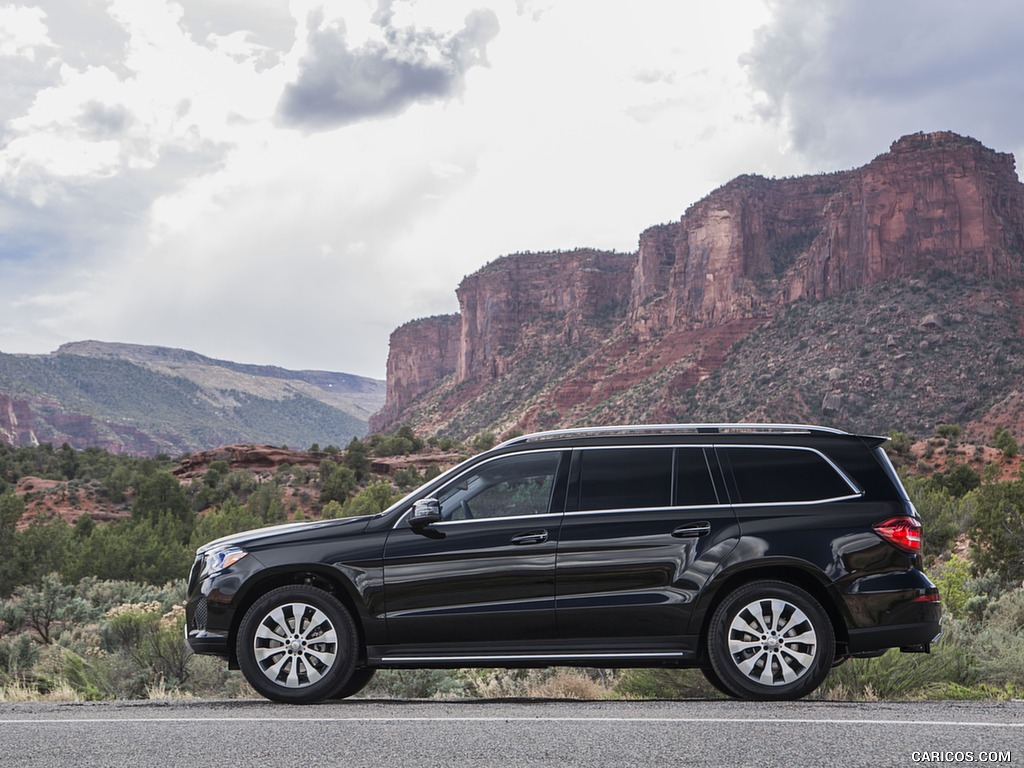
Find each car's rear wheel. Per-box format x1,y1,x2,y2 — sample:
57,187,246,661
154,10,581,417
707,580,834,701
700,665,739,698
237,585,357,704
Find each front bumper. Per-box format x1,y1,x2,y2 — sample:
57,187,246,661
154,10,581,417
184,550,264,658
186,628,231,657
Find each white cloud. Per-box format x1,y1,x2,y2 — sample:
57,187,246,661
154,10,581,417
744,0,1024,169
0,4,51,59
1,0,1023,381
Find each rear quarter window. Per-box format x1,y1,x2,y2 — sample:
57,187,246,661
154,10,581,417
722,447,858,504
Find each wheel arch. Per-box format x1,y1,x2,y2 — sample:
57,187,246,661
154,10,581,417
694,563,851,664
227,565,368,669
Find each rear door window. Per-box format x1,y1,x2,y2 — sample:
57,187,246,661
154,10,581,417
578,448,673,510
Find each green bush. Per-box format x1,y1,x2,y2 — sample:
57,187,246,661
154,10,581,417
969,480,1024,587
992,426,1018,458
0,633,38,681
342,481,398,517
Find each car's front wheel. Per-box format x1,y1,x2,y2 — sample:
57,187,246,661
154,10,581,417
330,666,376,699
237,585,358,704
707,580,834,701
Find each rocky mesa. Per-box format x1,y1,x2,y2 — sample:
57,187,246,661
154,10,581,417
372,132,1024,439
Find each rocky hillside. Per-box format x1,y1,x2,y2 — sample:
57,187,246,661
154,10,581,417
0,342,385,456
372,132,1024,440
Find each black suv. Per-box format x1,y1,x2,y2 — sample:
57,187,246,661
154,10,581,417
185,424,941,703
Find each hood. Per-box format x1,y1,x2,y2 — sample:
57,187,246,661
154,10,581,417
195,514,373,554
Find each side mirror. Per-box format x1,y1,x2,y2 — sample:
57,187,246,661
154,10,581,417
410,498,441,528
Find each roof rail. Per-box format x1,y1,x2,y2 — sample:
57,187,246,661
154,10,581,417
495,423,850,449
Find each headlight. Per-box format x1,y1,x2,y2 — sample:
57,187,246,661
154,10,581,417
201,545,248,578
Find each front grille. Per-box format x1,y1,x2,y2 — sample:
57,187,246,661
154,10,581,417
194,597,208,630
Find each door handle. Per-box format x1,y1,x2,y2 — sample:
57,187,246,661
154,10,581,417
672,521,712,538
511,529,549,545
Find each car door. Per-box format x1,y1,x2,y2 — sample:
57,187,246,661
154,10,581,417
382,450,568,650
554,446,740,647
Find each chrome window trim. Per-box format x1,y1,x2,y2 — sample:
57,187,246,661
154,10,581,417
728,494,864,508
563,503,725,517
714,443,864,502
393,442,865,530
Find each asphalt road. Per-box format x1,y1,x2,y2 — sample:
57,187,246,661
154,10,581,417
0,698,1021,767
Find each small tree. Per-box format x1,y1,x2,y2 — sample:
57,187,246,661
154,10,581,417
472,432,497,452
343,438,371,481
320,463,357,505
935,423,961,447
969,480,1024,587
132,471,192,529
342,481,398,517
992,426,1018,459
0,573,94,644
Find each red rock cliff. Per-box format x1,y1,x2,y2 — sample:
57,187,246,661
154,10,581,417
788,132,1024,300
0,394,38,447
374,132,1024,435
456,249,633,383
369,314,460,431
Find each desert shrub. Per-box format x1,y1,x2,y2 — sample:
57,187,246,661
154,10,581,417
992,426,1018,458
0,633,38,681
466,668,615,699
100,602,192,697
0,573,95,645
935,423,961,446
937,464,981,498
931,555,972,620
392,465,423,491
970,585,1024,687
615,668,719,699
319,500,345,519
903,477,963,558
816,623,976,701
969,480,1024,587
472,432,497,452
365,669,471,699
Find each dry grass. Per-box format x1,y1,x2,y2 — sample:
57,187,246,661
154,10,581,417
0,679,79,703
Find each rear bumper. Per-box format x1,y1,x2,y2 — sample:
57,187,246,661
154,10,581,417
847,619,942,655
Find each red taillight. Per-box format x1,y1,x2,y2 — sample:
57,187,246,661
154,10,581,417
874,516,923,553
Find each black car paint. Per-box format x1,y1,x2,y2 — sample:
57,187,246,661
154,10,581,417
186,429,941,682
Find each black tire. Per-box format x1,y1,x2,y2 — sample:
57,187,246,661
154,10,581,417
700,666,739,699
237,585,358,704
707,580,834,701
330,666,376,699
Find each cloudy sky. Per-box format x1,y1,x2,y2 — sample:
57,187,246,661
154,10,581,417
2,0,1023,379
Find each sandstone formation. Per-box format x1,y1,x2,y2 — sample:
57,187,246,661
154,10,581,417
373,132,1024,437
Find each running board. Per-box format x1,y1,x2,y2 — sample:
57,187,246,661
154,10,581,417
377,651,687,665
